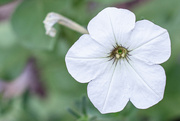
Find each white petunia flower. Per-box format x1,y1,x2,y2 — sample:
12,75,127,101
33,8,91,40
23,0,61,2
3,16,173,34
65,7,171,114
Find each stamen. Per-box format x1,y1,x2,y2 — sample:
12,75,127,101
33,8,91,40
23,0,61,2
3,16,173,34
109,45,128,61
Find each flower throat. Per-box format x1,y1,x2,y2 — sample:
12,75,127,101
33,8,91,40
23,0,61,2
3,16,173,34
109,46,128,62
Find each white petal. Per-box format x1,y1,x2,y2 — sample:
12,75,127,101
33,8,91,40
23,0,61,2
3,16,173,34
65,34,109,83
87,60,132,114
87,7,135,50
128,57,166,109
128,20,171,64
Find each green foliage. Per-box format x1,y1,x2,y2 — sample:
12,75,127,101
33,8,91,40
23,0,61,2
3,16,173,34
11,0,56,50
0,0,13,5
0,22,16,49
0,0,180,121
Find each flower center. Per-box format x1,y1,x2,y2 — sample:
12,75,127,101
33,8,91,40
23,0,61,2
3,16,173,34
109,46,128,61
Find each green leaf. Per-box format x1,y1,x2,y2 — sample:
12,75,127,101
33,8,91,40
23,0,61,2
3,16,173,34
0,45,29,80
0,22,16,49
0,0,13,5
11,0,58,50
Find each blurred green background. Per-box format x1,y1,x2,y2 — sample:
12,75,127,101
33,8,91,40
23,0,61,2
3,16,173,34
0,0,180,121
